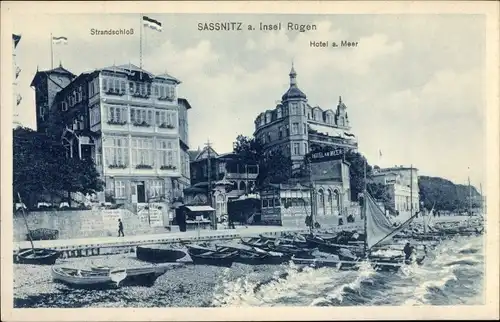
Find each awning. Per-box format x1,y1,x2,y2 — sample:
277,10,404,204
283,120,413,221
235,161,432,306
309,123,345,138
185,205,215,212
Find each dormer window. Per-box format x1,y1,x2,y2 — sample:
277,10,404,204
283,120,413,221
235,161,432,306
266,113,271,123
277,107,282,118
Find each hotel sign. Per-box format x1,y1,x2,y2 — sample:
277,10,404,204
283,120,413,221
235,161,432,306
310,148,345,163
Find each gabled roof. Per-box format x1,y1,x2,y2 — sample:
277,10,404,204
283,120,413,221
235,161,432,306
30,64,76,87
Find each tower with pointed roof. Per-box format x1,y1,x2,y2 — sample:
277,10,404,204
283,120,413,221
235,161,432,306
30,62,75,132
253,63,358,172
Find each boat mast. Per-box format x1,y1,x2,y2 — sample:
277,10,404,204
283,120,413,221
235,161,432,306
363,158,367,257
410,164,413,217
17,193,35,251
309,158,315,233
468,170,472,216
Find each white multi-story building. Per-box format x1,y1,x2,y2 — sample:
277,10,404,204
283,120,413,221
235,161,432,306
371,166,420,218
31,63,192,206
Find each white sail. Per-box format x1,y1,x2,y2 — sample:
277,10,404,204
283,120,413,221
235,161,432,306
365,193,395,249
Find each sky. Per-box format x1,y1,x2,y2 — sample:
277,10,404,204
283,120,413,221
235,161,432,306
11,13,486,190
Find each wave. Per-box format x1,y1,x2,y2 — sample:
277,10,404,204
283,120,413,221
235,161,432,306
212,235,484,307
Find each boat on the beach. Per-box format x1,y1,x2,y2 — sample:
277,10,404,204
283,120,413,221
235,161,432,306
240,237,273,248
259,233,309,248
51,264,169,289
14,193,61,265
16,248,61,265
216,243,290,265
136,244,188,263
186,244,239,267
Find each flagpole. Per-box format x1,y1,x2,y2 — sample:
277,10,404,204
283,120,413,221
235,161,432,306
50,33,53,69
139,14,143,69
363,158,367,257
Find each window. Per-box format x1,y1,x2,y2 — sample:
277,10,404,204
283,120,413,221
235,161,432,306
131,137,154,166
160,85,165,98
262,199,268,208
157,139,178,168
155,110,176,128
104,136,129,167
76,87,82,102
120,81,126,93
129,82,136,94
267,133,271,142
266,113,271,123
103,79,108,91
149,180,163,198
107,106,127,123
285,125,290,136
89,81,94,97
278,126,283,139
114,180,126,198
147,83,151,96
293,143,300,155
277,108,282,118
304,143,308,154
153,85,159,96
130,107,154,125
167,86,175,99
303,123,307,134
61,102,68,111
290,104,296,115
292,123,299,135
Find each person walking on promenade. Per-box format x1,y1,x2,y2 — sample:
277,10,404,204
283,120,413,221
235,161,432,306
118,218,124,237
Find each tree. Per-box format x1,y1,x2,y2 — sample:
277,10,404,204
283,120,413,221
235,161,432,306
344,150,373,201
418,176,481,212
233,135,292,188
13,127,104,207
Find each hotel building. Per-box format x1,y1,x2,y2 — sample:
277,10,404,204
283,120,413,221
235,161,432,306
253,65,358,169
31,63,192,207
371,166,420,218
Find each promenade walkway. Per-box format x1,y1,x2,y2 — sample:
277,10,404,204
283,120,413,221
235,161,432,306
13,225,333,254
14,215,472,254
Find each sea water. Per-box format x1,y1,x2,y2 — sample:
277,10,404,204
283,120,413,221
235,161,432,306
14,235,484,308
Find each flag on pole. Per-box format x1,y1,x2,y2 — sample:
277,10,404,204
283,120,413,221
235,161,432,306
13,34,21,48
16,94,22,106
379,150,382,157
52,36,68,44
142,16,162,31
15,66,22,79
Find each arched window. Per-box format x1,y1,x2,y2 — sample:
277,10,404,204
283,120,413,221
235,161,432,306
333,190,340,210
318,189,325,210
239,181,246,192
327,190,333,215
216,194,225,217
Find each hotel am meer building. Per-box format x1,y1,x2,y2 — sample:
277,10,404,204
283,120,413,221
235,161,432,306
31,63,192,208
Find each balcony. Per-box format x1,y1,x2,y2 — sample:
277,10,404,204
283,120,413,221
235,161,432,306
308,133,358,148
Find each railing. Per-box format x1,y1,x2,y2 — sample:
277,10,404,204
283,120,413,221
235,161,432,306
308,133,358,146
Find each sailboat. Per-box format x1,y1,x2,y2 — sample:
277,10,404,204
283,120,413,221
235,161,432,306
292,163,426,271
15,193,61,265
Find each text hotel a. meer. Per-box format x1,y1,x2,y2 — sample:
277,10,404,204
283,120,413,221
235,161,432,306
197,22,318,32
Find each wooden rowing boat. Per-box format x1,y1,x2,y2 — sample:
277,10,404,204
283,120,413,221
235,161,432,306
216,243,290,265
291,253,426,272
136,244,188,263
51,265,169,289
16,248,60,265
186,244,239,267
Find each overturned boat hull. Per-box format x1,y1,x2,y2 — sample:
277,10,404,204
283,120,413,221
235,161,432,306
16,248,60,265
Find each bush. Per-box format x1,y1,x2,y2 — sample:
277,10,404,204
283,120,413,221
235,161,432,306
28,228,59,241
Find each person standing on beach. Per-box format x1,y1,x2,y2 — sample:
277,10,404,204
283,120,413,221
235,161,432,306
118,218,124,237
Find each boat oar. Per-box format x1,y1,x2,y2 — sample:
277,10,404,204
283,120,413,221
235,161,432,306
109,268,127,287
